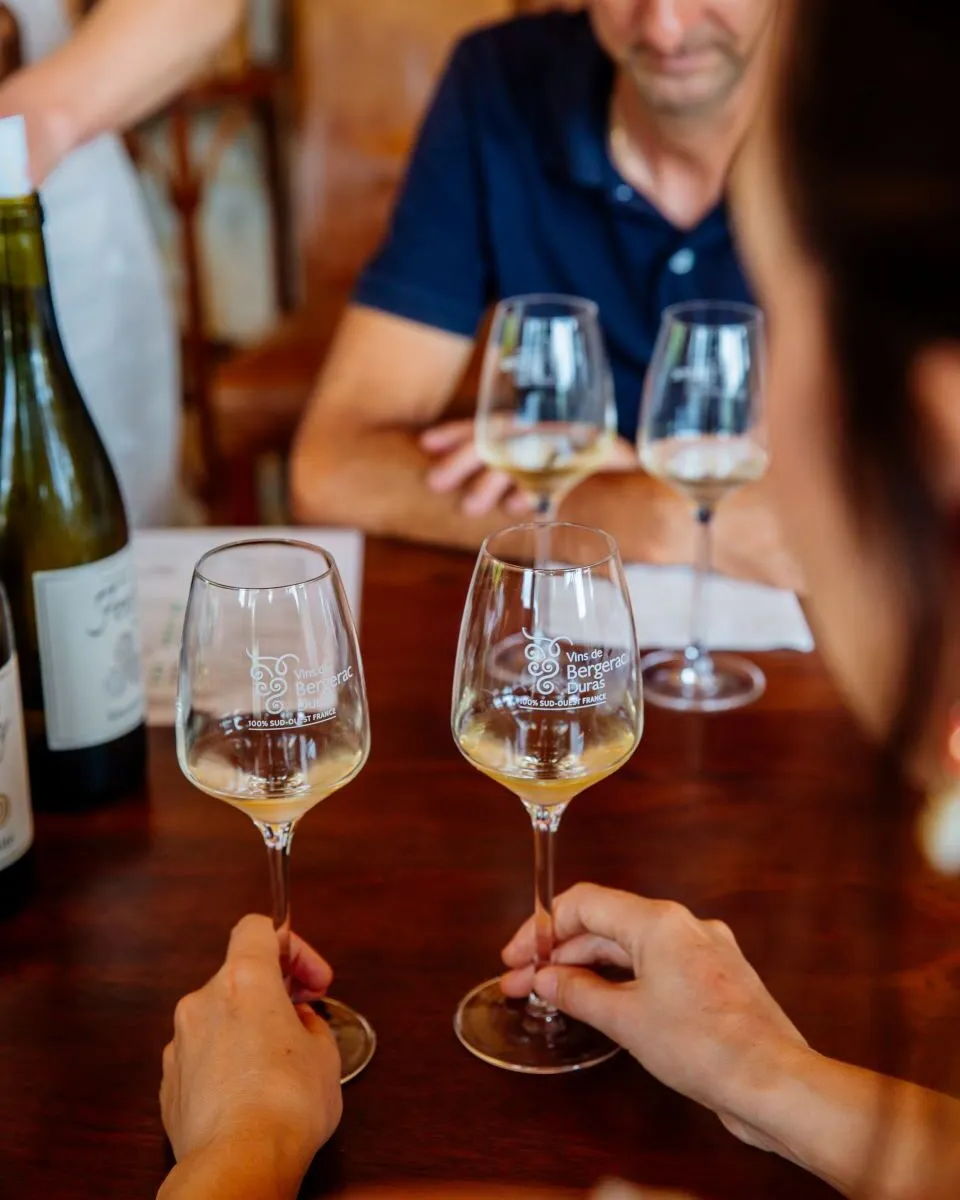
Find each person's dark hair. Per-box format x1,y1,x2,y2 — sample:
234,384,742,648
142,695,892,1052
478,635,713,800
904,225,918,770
774,1,960,1187
777,0,960,758
777,2,955,758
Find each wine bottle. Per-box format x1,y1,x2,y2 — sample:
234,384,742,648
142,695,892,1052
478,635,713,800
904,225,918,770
0,582,33,915
0,115,146,808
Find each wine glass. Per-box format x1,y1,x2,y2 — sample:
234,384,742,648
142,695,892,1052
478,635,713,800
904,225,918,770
452,522,643,1073
176,539,375,1083
476,294,617,520
638,301,768,713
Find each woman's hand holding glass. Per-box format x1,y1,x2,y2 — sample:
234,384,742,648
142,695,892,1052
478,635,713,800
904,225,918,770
501,882,809,1151
159,915,342,1200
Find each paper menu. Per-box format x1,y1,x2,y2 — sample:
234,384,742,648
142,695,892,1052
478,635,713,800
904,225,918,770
624,563,813,652
134,528,365,727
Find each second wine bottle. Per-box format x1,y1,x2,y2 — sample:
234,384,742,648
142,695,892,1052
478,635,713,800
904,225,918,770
0,115,146,807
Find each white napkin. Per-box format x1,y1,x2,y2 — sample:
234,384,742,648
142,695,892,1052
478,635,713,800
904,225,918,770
625,563,813,652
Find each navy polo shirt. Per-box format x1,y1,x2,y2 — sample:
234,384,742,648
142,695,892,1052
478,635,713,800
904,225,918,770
354,10,752,442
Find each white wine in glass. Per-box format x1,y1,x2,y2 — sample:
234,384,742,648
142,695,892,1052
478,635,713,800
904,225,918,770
638,301,768,713
457,706,638,811
476,295,617,518
187,720,366,825
452,522,643,1074
640,435,769,511
176,538,375,1083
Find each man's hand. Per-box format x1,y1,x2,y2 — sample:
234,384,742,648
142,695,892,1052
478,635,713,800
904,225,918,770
422,419,637,518
713,479,805,593
421,419,522,517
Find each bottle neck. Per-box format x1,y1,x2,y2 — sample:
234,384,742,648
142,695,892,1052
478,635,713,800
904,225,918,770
0,196,49,292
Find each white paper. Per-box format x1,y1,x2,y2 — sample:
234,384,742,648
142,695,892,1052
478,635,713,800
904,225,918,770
134,528,364,727
625,563,813,652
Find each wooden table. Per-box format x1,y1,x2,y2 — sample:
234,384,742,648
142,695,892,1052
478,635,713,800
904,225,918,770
2,538,959,1199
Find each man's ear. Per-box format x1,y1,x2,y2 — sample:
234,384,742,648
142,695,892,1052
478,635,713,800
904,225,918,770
913,345,960,507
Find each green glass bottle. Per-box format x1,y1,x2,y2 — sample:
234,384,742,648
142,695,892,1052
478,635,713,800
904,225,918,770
0,115,146,808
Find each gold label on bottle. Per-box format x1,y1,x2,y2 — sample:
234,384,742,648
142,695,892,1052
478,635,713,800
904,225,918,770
32,546,145,751
0,653,33,869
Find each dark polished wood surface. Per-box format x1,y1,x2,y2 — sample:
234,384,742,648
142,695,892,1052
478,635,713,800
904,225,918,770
2,537,960,1199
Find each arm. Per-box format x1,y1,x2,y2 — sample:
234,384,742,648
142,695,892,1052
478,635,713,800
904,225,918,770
502,885,960,1200
288,305,672,555
743,1048,960,1200
158,1131,305,1200
0,0,244,183
289,305,514,552
289,305,800,588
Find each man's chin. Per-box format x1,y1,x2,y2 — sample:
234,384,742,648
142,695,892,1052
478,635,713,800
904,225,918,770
629,69,741,118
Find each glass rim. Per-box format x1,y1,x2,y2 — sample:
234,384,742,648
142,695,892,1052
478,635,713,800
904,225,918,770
478,521,620,576
493,292,600,318
661,300,763,327
193,538,336,591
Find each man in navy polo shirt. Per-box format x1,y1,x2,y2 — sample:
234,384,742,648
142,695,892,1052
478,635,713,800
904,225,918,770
291,0,797,588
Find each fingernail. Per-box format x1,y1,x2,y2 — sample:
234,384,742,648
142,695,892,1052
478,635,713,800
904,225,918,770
533,967,558,1003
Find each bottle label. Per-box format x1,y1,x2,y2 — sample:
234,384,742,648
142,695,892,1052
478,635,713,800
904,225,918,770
0,653,33,869
33,546,145,751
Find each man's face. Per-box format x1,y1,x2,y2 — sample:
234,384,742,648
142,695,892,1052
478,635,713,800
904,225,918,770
589,0,776,117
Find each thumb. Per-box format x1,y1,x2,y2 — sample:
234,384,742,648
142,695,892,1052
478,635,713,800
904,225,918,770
534,965,624,1040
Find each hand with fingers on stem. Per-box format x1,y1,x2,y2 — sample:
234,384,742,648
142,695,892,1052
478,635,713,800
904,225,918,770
421,418,637,519
500,882,809,1153
158,915,342,1200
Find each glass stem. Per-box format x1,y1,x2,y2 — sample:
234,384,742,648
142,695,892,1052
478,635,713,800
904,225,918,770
533,492,558,522
686,505,715,679
257,821,295,990
528,805,563,1021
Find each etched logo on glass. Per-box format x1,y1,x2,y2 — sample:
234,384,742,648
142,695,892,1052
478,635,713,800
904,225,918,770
246,650,355,729
519,630,630,711
248,651,299,715
522,628,570,698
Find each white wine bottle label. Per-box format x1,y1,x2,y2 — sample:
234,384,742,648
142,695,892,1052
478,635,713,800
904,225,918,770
0,654,33,869
33,546,145,751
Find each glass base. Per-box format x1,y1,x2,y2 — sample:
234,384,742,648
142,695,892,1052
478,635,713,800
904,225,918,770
642,650,765,713
313,996,376,1083
454,978,619,1074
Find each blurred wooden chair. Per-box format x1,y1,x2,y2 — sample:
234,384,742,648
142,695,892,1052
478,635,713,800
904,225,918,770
208,0,521,521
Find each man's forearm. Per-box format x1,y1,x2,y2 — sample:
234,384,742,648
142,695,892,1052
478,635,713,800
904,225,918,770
292,425,536,550
36,0,243,151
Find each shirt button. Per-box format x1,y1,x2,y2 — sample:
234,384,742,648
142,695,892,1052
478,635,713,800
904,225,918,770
668,248,696,275
614,183,633,203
